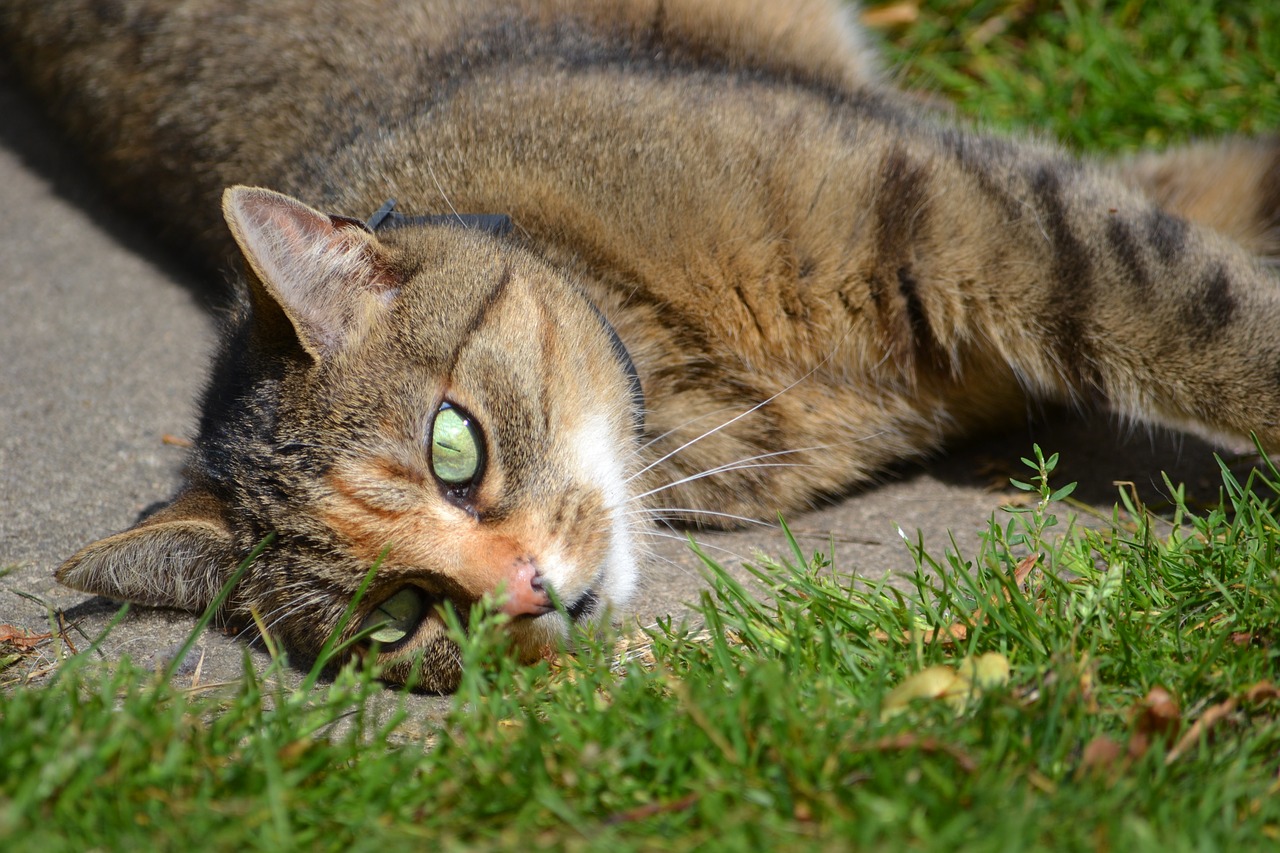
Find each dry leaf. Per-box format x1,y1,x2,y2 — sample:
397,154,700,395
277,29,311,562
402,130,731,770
1245,681,1279,703
1012,554,1039,586
860,734,977,773
920,623,970,645
958,652,1012,689
1166,697,1236,764
883,653,1011,718
1163,681,1278,764
860,2,919,29
276,738,314,765
872,557,1039,648
883,665,962,717
1134,687,1181,737
604,793,699,825
1077,736,1125,780
0,625,52,650
1077,653,1100,714
1128,687,1180,760
870,622,968,645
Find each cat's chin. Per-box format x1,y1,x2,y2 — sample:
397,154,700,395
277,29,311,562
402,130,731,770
507,613,571,665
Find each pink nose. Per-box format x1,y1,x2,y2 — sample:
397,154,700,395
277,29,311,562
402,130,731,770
499,558,554,617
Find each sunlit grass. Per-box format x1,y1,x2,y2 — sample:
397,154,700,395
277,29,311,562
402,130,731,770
878,0,1280,150
3,447,1278,850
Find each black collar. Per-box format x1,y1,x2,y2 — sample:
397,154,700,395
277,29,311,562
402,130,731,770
363,200,645,435
364,198,514,237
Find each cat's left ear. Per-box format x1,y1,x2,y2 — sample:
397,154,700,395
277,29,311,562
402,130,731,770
222,186,400,359
55,487,239,613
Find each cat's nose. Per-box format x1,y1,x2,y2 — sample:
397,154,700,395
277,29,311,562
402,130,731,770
498,558,554,618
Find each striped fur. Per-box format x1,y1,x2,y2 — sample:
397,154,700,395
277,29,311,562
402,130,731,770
4,0,1279,688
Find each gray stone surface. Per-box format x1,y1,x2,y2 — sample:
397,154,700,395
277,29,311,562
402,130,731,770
0,75,1239,703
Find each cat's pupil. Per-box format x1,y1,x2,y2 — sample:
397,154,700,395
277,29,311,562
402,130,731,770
361,587,427,645
430,402,483,486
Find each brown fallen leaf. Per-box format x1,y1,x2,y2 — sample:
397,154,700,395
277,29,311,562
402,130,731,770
1135,687,1181,737
0,625,52,650
1128,687,1181,760
1012,553,1039,586
1245,681,1279,703
161,433,194,448
1077,652,1100,715
1163,681,1278,764
604,793,699,825
1077,736,1126,780
857,734,978,774
1166,697,1237,764
276,737,316,766
870,622,968,645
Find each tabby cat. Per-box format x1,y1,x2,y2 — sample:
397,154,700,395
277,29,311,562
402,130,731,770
3,0,1279,690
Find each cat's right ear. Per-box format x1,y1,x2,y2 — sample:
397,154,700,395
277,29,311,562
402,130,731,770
222,186,400,360
55,488,238,613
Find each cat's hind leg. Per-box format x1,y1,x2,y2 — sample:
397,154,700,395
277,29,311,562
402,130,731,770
891,131,1280,452
1112,136,1280,261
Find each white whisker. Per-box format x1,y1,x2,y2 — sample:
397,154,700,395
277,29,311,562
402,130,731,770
631,550,704,586
632,548,720,587
626,326,858,484
641,530,757,565
626,396,780,485
636,404,756,453
631,460,816,503
425,160,464,226
626,507,775,528
259,589,334,638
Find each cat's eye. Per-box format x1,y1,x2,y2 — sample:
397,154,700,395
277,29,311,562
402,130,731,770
361,588,427,645
430,402,484,487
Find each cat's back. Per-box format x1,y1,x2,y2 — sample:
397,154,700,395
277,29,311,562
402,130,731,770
2,0,874,95
0,0,877,260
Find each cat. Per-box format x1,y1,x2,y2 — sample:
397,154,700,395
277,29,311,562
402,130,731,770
3,0,1279,690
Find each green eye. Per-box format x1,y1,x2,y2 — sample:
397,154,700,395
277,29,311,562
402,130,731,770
361,588,426,645
430,403,484,486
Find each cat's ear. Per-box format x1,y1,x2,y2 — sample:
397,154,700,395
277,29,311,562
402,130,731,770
222,186,400,359
56,488,238,613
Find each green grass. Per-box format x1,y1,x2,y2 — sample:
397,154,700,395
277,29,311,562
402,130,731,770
5,1,1280,850
3,449,1278,850
881,0,1280,150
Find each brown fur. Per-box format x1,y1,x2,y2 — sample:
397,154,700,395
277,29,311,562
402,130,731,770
4,0,1280,689
1116,137,1280,260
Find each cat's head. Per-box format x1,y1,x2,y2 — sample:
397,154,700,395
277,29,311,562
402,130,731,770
56,187,642,690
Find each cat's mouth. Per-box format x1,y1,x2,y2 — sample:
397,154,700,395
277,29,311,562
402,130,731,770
357,583,601,648
565,588,599,621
